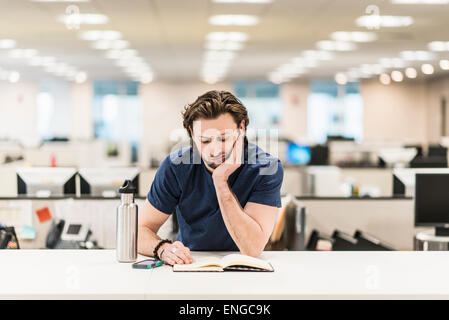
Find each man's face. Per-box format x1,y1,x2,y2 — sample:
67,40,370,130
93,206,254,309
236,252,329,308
191,113,243,170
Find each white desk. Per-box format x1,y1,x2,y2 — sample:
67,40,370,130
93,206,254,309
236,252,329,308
0,250,150,299
2,250,449,299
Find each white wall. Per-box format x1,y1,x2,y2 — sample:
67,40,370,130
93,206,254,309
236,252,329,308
0,81,94,143
360,79,428,145
69,82,94,141
139,81,232,164
0,82,38,141
425,77,449,144
279,81,309,141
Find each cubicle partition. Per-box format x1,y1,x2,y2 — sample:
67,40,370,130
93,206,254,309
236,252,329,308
298,197,427,251
0,195,425,251
0,197,173,250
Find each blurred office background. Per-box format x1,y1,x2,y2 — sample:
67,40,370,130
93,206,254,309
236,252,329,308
2,0,449,252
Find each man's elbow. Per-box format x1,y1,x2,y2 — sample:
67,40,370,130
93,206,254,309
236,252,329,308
240,242,266,258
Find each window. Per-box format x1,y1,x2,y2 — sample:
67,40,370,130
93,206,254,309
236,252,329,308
93,81,142,162
307,81,363,143
36,81,71,140
234,81,281,131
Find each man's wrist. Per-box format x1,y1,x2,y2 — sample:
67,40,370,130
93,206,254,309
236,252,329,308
212,172,228,186
157,242,170,259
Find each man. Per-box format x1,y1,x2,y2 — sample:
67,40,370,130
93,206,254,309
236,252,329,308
138,90,283,265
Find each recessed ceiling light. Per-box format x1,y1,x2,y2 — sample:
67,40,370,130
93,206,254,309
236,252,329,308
391,0,449,3
356,15,413,28
405,67,418,78
75,71,87,83
212,0,272,3
428,41,449,51
79,30,122,41
400,50,436,61
140,73,153,84
206,32,248,42
316,40,357,51
331,31,378,42
335,73,348,85
0,39,16,49
59,13,108,25
379,73,391,85
440,59,449,70
9,71,20,83
391,70,404,82
268,75,283,85
421,63,434,74
209,15,259,26
31,0,89,2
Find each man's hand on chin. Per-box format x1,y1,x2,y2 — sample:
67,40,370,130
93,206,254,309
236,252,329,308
212,131,244,184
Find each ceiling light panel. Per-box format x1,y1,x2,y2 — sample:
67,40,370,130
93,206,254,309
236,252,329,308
212,0,273,3
0,39,16,49
59,13,109,25
209,15,259,26
428,41,449,51
316,40,357,51
356,15,414,28
331,31,378,42
391,0,449,4
400,50,436,60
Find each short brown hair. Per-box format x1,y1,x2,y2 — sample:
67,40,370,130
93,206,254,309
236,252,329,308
182,90,249,146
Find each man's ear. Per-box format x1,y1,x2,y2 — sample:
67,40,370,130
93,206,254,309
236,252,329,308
239,120,245,133
188,126,193,137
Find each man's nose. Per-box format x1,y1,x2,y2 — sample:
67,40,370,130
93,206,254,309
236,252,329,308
208,140,223,157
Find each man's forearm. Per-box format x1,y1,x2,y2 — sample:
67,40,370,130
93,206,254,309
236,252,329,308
137,226,162,257
213,178,266,257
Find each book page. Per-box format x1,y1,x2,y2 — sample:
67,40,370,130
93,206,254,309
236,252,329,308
173,257,223,271
221,254,273,271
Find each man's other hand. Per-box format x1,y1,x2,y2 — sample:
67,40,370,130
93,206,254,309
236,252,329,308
159,241,193,265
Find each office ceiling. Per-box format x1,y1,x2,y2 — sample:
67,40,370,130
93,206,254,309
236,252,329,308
0,0,449,83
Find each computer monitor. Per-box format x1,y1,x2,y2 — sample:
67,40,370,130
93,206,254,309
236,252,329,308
410,156,447,168
78,167,140,197
285,142,311,165
428,145,447,157
309,145,329,165
392,168,449,197
415,173,449,236
16,167,77,197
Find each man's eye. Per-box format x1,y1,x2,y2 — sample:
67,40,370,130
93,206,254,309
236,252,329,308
201,140,210,144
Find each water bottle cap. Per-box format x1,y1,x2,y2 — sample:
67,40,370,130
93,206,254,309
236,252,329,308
118,179,136,194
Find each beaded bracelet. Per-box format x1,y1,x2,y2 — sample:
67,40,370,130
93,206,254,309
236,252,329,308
153,239,172,260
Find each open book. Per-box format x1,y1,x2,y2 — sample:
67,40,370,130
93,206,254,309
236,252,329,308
173,253,274,272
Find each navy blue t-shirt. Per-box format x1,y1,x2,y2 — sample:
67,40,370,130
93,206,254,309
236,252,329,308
147,143,284,251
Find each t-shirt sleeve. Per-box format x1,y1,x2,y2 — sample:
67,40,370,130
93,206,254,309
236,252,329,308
247,159,284,208
147,156,181,215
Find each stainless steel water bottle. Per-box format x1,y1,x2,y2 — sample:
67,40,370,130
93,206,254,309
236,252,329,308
116,179,138,262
